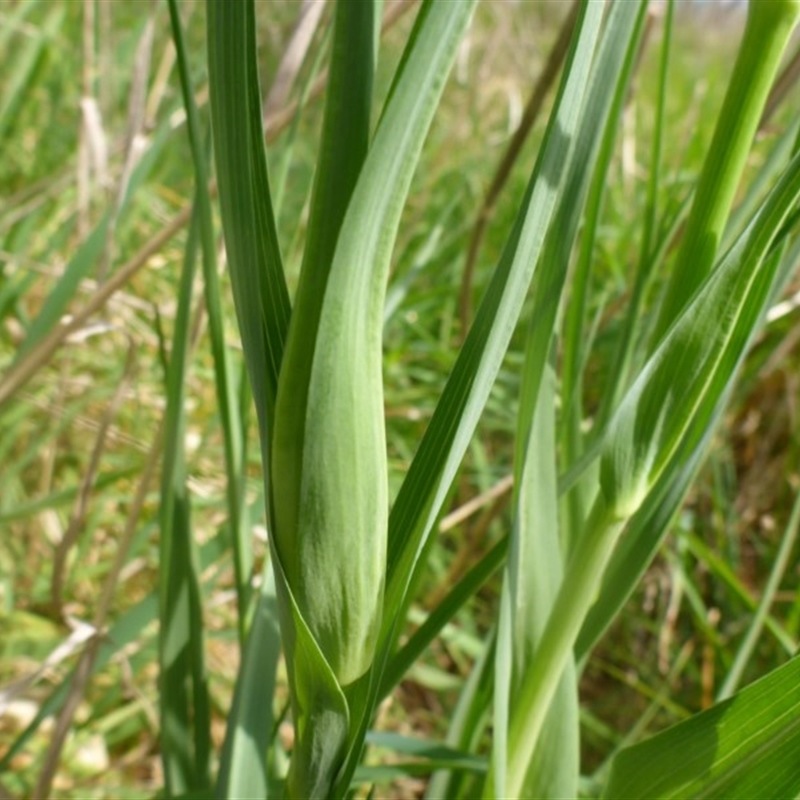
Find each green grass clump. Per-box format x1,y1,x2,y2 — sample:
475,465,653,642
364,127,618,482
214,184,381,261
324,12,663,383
3,0,800,797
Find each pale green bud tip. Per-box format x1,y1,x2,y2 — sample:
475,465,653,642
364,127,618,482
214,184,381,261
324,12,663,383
272,323,388,688
600,464,649,524
598,423,661,524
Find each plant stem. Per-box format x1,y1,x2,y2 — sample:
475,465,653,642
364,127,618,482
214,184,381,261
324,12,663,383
653,0,800,344
498,495,625,798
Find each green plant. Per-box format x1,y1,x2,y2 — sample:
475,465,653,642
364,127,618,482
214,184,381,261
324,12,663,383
196,0,800,796
4,0,800,797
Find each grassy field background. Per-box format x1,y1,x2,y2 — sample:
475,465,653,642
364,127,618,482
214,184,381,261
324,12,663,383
2,0,800,796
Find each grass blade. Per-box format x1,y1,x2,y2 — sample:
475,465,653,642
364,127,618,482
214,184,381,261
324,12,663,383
354,731,487,789
380,536,507,697
217,569,282,800
167,0,249,638
8,112,177,376
652,0,800,341
158,204,211,797
718,487,800,700
603,654,800,799
490,367,579,799
684,531,796,655
383,0,606,649
581,0,674,437
207,0,291,461
16,215,110,358
0,4,63,147
426,633,497,800
600,158,800,523
511,153,800,784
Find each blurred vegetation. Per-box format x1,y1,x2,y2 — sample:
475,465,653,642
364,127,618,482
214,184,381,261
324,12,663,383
1,0,799,797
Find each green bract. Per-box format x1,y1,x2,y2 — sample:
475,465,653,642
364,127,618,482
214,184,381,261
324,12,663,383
270,0,478,691
271,0,379,689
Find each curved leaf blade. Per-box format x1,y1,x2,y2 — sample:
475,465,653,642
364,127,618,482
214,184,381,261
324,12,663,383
603,655,800,799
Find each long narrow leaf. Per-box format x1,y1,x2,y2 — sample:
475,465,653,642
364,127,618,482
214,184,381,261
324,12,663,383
383,0,606,652
510,153,800,784
603,655,800,799
514,0,646,484
600,157,800,523
652,0,800,341
167,0,249,635
380,536,507,698
207,0,291,460
323,0,481,790
158,204,211,797
0,4,63,147
718,486,800,699
270,0,376,688
216,570,282,800
426,632,497,800
491,367,579,799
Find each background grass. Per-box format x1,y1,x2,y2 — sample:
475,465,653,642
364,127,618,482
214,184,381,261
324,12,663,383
1,1,799,797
